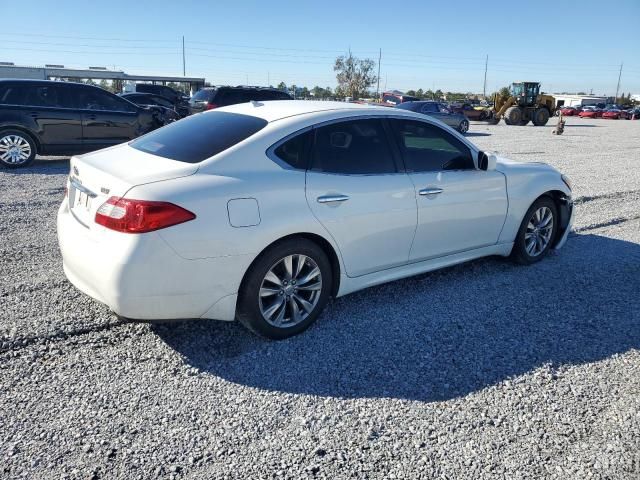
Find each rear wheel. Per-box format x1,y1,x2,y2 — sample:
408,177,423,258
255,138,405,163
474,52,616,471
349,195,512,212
504,106,523,125
511,197,558,265
237,238,332,339
457,119,469,134
532,108,550,126
0,130,37,168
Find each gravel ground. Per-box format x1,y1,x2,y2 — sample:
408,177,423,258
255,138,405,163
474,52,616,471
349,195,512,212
1,116,639,479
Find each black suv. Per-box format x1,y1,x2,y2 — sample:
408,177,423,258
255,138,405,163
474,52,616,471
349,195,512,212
189,86,292,114
0,80,159,168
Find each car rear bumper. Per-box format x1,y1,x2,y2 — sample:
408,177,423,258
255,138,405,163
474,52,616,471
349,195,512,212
57,198,244,321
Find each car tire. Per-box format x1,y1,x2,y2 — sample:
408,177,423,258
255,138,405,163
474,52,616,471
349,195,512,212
457,119,469,134
236,238,333,339
0,129,37,168
511,196,558,265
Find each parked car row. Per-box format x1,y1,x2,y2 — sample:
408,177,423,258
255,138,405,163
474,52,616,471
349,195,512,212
0,80,293,168
558,105,638,120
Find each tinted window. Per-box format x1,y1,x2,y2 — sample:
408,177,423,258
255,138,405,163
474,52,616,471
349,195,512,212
273,131,311,169
79,88,137,112
130,111,268,163
390,119,474,172
310,119,396,175
217,89,246,106
148,95,173,108
0,85,27,105
437,104,451,114
192,89,215,101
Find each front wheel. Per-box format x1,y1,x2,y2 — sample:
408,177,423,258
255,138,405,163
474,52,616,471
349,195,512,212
457,119,469,134
511,197,558,265
237,238,332,339
0,130,37,168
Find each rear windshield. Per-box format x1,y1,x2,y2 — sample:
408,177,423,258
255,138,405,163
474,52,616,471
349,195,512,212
192,89,215,101
130,111,267,163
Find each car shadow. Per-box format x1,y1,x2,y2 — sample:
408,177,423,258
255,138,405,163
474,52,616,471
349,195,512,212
153,233,639,402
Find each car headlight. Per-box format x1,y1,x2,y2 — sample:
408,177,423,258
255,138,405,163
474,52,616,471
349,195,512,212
561,174,572,191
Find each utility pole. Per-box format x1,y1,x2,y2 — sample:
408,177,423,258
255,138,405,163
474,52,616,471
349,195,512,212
483,54,488,98
376,48,381,98
614,62,623,102
182,36,186,76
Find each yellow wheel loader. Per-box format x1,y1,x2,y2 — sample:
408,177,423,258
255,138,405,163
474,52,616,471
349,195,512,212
488,82,555,126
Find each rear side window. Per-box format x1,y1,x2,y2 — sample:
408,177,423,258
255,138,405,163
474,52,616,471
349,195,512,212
130,111,268,163
390,119,474,172
310,119,396,175
273,130,312,169
0,85,28,105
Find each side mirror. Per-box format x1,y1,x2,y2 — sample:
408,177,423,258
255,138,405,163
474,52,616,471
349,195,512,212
478,152,497,171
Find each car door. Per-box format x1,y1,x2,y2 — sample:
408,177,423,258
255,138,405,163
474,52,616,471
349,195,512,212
436,103,459,128
388,118,508,261
15,84,83,154
78,87,141,149
305,118,417,277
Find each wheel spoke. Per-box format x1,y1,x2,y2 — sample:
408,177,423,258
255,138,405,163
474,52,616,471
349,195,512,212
259,286,280,297
293,254,306,279
296,281,322,292
289,296,301,323
263,296,285,320
283,255,293,279
293,293,314,313
296,266,320,286
264,270,282,287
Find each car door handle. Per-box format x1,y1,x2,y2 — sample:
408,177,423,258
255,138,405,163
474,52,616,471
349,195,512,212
419,188,444,196
317,194,350,204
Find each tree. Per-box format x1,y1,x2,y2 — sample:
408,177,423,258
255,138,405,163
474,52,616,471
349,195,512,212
415,88,424,99
334,52,377,100
277,81,287,91
425,89,434,100
300,87,310,99
434,89,443,100
498,86,511,101
98,79,111,92
406,90,417,97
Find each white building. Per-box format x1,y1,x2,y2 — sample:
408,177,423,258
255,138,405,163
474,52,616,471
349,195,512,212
551,94,609,108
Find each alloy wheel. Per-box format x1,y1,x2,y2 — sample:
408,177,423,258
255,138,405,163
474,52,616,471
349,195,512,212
258,254,323,328
525,206,554,257
0,134,32,165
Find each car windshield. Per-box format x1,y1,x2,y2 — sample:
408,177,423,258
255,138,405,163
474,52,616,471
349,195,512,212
130,111,267,163
192,89,214,101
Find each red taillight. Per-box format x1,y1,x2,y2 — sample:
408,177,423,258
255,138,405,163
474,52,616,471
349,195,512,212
95,197,196,233
205,102,219,110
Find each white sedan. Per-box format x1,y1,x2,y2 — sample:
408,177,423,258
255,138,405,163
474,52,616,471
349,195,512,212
58,101,574,339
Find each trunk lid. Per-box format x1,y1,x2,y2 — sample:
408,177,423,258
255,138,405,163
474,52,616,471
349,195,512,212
68,143,198,229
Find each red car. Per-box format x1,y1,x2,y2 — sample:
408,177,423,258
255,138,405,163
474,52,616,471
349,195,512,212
579,107,602,118
602,109,622,119
559,106,578,116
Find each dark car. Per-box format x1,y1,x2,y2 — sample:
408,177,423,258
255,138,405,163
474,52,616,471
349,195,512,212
0,79,159,168
119,93,180,125
134,84,189,117
188,86,292,114
395,101,470,133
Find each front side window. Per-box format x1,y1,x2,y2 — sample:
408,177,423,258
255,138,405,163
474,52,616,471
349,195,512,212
24,86,60,108
390,119,474,172
437,104,451,114
130,111,268,163
79,89,137,112
421,103,439,114
310,119,396,175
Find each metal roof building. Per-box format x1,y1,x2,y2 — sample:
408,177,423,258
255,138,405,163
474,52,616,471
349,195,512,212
0,63,205,94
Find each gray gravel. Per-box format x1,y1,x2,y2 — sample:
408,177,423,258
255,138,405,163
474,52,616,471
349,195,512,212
1,117,639,479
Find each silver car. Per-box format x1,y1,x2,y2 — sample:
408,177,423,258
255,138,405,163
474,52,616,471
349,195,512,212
395,101,469,133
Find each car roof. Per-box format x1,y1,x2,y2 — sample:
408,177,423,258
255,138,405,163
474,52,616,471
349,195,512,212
215,100,396,123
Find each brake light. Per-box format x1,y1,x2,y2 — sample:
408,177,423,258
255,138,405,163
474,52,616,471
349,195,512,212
95,197,195,233
205,102,219,110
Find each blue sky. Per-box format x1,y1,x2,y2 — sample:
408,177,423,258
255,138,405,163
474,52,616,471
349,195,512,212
1,0,639,95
